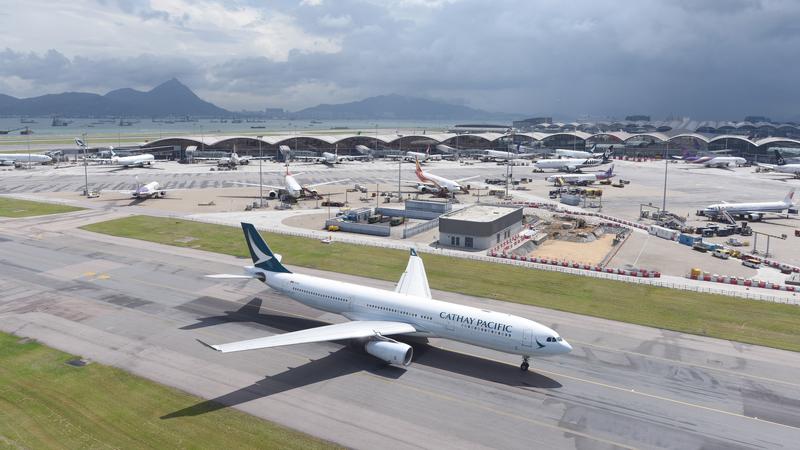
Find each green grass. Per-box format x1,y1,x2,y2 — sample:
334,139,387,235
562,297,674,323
81,215,800,352
0,198,83,217
0,332,337,449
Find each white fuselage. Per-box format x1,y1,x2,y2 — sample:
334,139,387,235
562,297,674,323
0,153,52,165
692,156,746,168
484,150,536,161
321,152,338,164
775,164,800,176
284,174,304,198
259,270,570,357
534,157,603,172
704,200,792,217
113,153,155,167
554,149,593,159
415,166,463,193
132,181,163,198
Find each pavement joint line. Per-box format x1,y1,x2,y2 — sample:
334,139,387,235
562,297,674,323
571,339,800,389
440,347,800,432
363,371,638,450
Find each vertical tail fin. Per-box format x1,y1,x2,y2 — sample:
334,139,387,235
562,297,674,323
241,223,291,273
606,165,614,176
784,189,795,205
775,149,786,166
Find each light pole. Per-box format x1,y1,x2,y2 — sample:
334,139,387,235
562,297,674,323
397,134,403,202
257,135,264,207
80,133,89,196
662,140,669,212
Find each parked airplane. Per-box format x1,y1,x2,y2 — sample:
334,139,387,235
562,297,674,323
483,144,538,161
228,165,349,201
389,146,441,162
533,156,607,172
546,165,615,186
200,224,572,370
688,154,746,168
409,160,478,194
103,177,168,199
0,153,52,166
110,150,156,168
701,189,795,221
554,144,610,159
757,149,800,178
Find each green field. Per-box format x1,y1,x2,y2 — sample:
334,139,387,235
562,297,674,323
81,215,800,352
0,197,83,217
0,332,337,449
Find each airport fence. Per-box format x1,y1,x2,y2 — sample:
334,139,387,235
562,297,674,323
401,218,439,239
178,214,798,305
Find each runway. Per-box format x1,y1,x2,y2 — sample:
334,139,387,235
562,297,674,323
1,212,800,449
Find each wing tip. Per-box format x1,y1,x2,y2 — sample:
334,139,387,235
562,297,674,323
196,339,222,352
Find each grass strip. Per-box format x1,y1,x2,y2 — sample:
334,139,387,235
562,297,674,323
0,332,338,449
81,215,800,352
0,197,82,217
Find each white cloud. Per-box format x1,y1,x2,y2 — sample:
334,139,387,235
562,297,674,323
318,14,352,28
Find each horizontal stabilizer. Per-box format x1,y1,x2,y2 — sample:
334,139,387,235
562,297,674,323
205,274,258,279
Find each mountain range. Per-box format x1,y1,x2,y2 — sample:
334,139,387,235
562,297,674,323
0,80,516,120
292,94,514,120
0,79,228,116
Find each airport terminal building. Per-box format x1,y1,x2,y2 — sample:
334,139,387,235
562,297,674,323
438,205,523,250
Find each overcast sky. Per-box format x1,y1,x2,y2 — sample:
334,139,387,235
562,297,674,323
1,0,798,120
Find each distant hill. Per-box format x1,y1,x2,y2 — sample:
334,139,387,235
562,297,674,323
292,94,515,120
0,79,229,117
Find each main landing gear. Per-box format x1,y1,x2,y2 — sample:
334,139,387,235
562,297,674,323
520,356,530,372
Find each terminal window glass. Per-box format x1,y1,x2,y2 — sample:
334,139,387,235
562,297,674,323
465,237,473,248
497,233,501,243
455,236,461,246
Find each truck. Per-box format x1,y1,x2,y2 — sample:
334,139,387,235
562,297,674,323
649,225,679,241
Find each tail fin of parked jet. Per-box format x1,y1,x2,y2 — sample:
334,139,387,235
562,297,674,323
784,188,796,205
241,223,291,273
602,147,613,162
605,165,614,177
775,149,787,166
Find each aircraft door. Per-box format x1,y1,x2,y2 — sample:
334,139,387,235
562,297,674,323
522,328,533,348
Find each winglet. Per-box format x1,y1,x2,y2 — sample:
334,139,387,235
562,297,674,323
785,188,796,204
410,248,418,257
197,339,221,352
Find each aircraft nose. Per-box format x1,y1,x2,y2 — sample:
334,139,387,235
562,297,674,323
560,339,573,354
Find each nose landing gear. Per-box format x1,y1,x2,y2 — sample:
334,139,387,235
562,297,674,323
520,356,530,371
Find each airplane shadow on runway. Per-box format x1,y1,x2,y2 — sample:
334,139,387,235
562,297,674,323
163,297,561,419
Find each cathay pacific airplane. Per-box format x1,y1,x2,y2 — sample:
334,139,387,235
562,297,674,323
201,224,572,370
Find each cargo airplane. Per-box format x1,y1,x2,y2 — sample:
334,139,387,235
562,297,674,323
200,223,572,370
701,189,795,221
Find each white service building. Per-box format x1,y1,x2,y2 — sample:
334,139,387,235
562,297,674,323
438,204,523,250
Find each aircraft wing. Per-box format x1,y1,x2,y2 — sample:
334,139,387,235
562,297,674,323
226,181,285,190
200,320,418,353
306,178,350,188
455,174,481,183
395,248,432,299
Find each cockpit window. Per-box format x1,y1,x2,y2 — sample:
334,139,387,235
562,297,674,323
556,337,562,342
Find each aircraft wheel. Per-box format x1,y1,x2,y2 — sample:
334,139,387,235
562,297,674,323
520,361,529,371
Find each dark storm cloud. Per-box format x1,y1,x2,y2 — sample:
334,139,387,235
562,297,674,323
2,0,800,119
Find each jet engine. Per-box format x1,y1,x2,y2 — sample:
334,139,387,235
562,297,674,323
365,340,413,366
157,191,167,198
268,190,279,199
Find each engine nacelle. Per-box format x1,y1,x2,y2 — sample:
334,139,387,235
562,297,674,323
268,190,278,199
365,340,413,366
310,189,319,197
158,191,166,198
